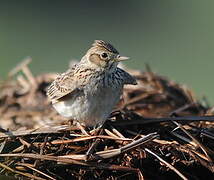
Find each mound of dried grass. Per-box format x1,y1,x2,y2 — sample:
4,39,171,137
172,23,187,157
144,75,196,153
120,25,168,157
0,58,213,179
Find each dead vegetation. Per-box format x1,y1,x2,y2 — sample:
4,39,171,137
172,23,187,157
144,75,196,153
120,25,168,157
0,58,214,179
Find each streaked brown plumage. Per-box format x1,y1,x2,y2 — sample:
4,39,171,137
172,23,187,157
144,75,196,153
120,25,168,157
47,40,137,127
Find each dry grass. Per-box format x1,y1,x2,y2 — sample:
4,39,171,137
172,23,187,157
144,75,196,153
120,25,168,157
0,58,213,179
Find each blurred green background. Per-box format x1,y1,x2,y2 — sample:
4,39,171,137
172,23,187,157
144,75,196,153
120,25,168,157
0,0,214,103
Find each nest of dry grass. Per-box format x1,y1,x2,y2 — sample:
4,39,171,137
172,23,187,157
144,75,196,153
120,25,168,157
0,58,214,179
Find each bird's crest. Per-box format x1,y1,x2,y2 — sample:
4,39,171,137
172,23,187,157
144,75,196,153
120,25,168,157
92,40,119,54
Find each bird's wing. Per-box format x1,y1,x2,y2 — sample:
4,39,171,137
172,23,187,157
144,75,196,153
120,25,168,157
47,66,83,103
117,68,137,85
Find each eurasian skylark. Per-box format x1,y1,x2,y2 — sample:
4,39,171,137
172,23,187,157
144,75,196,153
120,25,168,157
47,40,137,128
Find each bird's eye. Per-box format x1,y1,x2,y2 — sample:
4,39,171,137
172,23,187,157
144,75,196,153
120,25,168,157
100,53,108,59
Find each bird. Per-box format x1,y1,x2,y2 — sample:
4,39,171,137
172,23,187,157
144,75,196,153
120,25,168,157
47,40,137,129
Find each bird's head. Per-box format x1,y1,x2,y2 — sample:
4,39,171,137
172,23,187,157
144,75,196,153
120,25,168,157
83,40,129,72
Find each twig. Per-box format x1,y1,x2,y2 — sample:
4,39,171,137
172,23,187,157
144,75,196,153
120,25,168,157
61,132,158,161
113,116,214,126
17,163,56,180
120,132,158,152
172,121,213,163
110,126,125,138
51,135,132,145
0,162,45,180
169,103,196,116
0,153,141,173
0,125,70,138
145,148,188,180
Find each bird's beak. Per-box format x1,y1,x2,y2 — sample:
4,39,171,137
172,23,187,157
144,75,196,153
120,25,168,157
114,55,129,62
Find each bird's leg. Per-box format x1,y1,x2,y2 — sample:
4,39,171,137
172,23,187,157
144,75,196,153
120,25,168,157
75,122,89,136
86,123,106,160
89,123,103,136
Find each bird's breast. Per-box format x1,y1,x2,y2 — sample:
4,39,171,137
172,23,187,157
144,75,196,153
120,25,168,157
52,73,124,127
